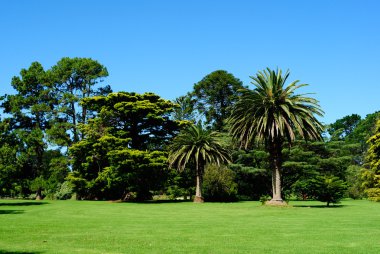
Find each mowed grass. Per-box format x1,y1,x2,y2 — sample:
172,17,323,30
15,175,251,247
0,200,379,254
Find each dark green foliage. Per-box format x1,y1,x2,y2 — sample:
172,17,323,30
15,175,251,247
327,114,361,140
69,92,182,200
347,112,380,153
298,175,347,206
165,169,195,200
229,149,271,200
202,164,238,202
191,70,245,131
49,57,110,144
285,139,358,200
0,62,70,198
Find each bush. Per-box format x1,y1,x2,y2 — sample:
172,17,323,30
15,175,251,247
55,181,73,200
310,175,347,206
203,164,238,202
366,188,380,202
259,195,271,205
292,175,347,206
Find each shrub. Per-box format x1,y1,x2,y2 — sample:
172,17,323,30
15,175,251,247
311,175,347,206
259,195,271,205
366,188,380,202
55,181,73,200
203,164,238,202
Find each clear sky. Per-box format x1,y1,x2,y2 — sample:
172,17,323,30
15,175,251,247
1,0,379,124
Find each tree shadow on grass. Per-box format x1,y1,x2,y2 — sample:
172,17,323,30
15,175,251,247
293,204,345,208
0,210,24,214
0,251,43,254
120,199,193,204
0,202,48,207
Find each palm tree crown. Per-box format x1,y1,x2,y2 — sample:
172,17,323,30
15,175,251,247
168,123,231,202
229,68,324,147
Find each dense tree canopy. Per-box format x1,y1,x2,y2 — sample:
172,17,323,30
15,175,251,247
69,92,184,200
0,60,378,205
191,70,245,130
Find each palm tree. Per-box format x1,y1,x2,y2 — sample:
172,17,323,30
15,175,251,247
168,123,231,203
228,68,324,205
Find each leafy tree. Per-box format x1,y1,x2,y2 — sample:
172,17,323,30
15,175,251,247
191,70,245,130
0,62,59,199
229,68,324,205
285,139,357,200
168,123,231,202
327,114,361,140
69,92,183,200
347,112,380,152
49,57,110,144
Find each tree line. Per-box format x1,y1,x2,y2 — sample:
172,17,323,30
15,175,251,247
1,57,379,205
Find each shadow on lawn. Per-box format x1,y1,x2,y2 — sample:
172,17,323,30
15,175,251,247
293,204,345,208
0,202,48,207
0,210,24,215
118,199,193,204
0,251,42,254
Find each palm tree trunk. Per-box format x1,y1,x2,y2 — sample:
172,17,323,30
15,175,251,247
272,159,282,201
194,162,204,203
267,139,285,205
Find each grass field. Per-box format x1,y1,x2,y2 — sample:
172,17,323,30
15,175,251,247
0,199,379,254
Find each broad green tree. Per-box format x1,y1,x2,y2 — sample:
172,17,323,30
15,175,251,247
229,68,324,205
69,92,183,200
168,123,231,203
191,70,245,131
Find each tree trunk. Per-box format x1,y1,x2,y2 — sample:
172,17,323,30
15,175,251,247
71,101,78,143
267,139,286,205
35,189,42,200
194,162,204,203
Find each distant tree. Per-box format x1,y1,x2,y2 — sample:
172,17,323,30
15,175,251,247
49,57,110,144
327,114,361,140
347,112,380,152
191,70,245,131
168,123,231,202
171,95,197,122
229,68,324,205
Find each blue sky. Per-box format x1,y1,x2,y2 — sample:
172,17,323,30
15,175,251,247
1,0,379,124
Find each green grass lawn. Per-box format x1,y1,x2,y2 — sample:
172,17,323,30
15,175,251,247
0,199,379,254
